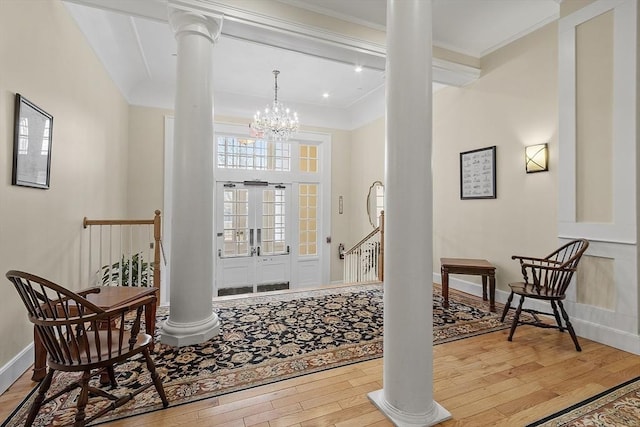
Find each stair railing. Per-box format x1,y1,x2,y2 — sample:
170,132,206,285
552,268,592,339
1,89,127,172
82,210,162,300
343,211,384,283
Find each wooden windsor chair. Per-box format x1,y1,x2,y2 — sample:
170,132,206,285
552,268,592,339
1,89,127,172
500,239,589,351
6,270,168,427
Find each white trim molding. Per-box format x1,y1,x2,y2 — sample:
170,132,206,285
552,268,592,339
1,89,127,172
556,0,638,354
558,0,637,242
0,343,34,395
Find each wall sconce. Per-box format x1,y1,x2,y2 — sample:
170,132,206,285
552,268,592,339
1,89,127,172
525,143,549,173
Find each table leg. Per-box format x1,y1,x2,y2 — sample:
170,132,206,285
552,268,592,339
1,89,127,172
441,265,449,309
146,296,157,351
482,275,488,301
489,273,496,312
32,329,46,382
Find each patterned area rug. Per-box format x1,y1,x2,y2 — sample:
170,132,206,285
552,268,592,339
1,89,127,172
527,376,640,426
5,283,513,426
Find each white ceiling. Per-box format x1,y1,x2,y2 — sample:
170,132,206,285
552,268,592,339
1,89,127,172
63,0,560,130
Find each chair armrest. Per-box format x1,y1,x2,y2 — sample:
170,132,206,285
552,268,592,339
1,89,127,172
39,295,155,327
77,287,102,297
521,262,576,273
100,295,156,317
512,255,562,265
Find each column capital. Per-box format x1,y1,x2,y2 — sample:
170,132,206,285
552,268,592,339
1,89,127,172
168,2,223,43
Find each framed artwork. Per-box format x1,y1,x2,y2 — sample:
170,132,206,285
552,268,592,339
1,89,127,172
12,93,53,189
460,146,496,199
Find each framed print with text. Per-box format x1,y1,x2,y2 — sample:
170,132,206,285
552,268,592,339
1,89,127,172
460,146,496,199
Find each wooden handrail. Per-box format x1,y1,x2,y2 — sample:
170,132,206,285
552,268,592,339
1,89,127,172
84,217,156,228
346,226,380,255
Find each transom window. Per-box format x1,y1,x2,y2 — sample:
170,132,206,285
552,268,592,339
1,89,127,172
217,136,290,171
299,144,318,173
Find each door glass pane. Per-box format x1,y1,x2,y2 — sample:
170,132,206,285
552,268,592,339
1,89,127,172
223,188,249,257
261,188,287,255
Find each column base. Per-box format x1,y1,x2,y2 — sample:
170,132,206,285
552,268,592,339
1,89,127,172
368,389,451,427
160,312,220,347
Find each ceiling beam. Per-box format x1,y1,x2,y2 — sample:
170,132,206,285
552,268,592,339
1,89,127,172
63,0,480,85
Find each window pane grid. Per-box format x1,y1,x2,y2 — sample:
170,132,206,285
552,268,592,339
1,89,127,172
299,184,318,256
261,189,286,255
299,144,319,173
376,185,384,226
18,117,28,155
217,136,290,171
223,189,249,257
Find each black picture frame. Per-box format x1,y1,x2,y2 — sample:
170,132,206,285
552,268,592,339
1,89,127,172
460,146,496,199
12,93,53,189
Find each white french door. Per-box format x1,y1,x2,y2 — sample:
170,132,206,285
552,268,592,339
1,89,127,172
215,181,291,295
164,119,332,301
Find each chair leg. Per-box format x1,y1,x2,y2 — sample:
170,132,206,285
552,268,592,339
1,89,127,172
74,371,92,427
558,301,582,352
25,368,54,427
501,291,514,322
143,348,169,407
508,295,525,342
107,366,118,387
550,300,565,332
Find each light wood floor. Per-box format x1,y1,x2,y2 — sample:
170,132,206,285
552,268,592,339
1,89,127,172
2,324,640,427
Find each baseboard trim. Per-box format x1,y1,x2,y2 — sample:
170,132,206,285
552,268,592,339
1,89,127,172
0,343,34,395
571,317,640,355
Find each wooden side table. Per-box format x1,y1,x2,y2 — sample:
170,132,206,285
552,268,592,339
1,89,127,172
440,258,496,312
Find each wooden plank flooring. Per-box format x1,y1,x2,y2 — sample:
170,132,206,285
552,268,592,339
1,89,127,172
2,324,640,426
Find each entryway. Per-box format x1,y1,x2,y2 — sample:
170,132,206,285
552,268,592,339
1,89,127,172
215,181,292,295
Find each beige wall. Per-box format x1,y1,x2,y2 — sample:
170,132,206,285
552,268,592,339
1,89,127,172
575,11,613,223
127,106,172,218
347,23,560,291
0,0,129,367
126,107,352,283
561,0,598,17
348,118,385,246
433,23,559,289
327,128,351,282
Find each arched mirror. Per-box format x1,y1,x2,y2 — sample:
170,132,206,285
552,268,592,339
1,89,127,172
367,180,384,228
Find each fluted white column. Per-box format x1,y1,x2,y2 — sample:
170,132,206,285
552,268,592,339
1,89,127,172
161,6,222,347
368,1,451,425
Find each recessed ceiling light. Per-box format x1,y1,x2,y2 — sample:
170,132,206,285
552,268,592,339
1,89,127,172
354,65,363,73
322,93,329,98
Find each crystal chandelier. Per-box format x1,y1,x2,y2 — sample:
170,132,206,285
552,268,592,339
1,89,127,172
250,70,299,141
